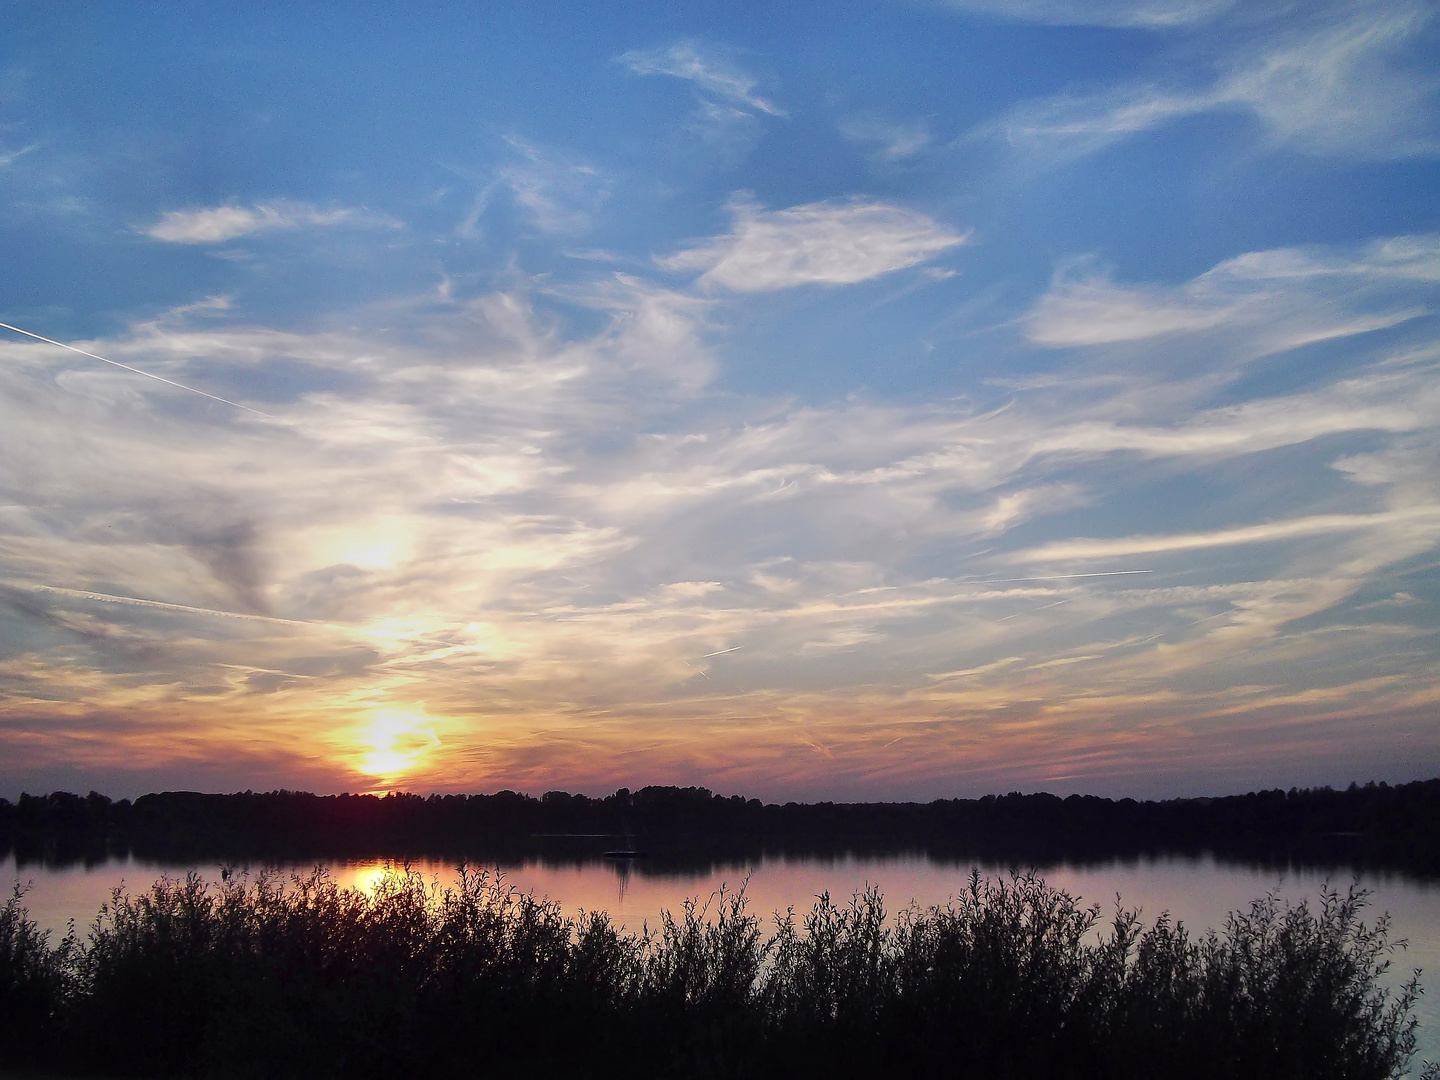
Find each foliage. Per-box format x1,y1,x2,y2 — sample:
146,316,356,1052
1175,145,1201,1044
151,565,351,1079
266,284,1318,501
0,884,78,1068
0,867,1433,1079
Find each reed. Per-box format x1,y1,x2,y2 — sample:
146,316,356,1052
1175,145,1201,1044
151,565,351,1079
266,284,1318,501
0,868,1432,1079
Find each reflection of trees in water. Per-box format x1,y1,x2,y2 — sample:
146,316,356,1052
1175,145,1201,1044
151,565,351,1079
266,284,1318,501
611,856,631,906
10,830,1440,886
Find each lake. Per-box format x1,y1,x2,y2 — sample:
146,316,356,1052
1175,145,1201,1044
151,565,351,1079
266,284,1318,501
7,848,1440,1074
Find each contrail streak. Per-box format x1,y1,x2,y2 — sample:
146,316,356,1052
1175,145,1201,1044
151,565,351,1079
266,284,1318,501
964,570,1153,585
680,659,713,681
11,581,477,651
10,582,311,625
0,320,272,417
9,587,478,656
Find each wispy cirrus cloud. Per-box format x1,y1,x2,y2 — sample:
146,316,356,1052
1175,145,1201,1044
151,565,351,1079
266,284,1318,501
1027,235,1440,350
145,201,398,244
618,42,785,117
3,228,1439,798
986,3,1439,161
661,196,968,292
944,0,1234,28
1216,5,1437,157
838,114,933,161
494,137,611,235
0,142,37,169
1011,508,1440,563
618,42,785,159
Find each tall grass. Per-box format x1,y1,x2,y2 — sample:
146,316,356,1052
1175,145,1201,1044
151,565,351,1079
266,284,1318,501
0,867,1432,1079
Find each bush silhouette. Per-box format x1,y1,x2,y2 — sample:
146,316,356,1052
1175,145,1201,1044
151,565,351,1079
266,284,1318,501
0,867,1432,1079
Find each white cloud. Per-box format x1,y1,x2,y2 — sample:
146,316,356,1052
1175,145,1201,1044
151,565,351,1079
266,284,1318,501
1355,591,1418,609
4,225,1440,796
618,42,785,117
944,0,1234,28
985,3,1438,161
684,99,767,161
550,274,717,389
496,137,611,235
145,201,395,244
1027,273,1235,345
661,196,968,292
1010,508,1440,562
0,142,37,168
1214,6,1437,157
1217,234,1440,283
995,86,1210,162
838,115,933,161
1032,389,1427,459
1027,237,1440,350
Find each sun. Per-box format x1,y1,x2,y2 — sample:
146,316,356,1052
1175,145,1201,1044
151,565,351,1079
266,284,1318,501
355,708,441,786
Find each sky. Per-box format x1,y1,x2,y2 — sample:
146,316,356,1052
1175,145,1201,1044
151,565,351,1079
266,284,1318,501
1,0,1438,802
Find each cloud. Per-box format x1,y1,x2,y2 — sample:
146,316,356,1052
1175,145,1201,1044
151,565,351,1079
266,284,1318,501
145,201,395,244
943,0,1234,28
1011,508,1440,562
839,115,933,161
1355,591,1418,609
495,137,611,235
1026,236,1440,350
1027,271,1235,345
661,196,968,292
0,143,37,168
549,274,717,389
618,42,785,117
986,3,1439,161
994,86,1211,162
1214,5,1437,157
3,226,1440,797
617,42,784,160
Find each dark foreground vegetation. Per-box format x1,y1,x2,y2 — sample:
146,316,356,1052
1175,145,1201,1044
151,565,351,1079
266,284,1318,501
1,867,1434,1079
5,777,1440,873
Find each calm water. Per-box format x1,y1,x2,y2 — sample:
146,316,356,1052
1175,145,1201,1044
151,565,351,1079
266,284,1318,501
8,850,1440,1073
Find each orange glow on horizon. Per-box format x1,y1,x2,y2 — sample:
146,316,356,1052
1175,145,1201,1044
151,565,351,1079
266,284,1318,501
354,708,442,788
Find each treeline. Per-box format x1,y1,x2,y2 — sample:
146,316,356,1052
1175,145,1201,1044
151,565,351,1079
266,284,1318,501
1,867,1432,1079
3,778,1439,872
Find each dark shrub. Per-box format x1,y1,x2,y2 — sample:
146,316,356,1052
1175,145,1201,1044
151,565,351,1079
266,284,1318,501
0,884,77,1067
2,867,1432,1079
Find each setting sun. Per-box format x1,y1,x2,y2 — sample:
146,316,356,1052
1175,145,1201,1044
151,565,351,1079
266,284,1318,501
356,709,441,785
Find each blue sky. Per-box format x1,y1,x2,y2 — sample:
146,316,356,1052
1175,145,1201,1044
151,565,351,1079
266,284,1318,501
2,0,1438,800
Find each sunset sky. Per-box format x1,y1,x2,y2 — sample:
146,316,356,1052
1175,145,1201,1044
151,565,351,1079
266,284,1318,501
2,0,1438,801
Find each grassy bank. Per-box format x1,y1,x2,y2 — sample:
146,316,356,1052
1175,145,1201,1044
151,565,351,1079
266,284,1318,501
2,867,1433,1079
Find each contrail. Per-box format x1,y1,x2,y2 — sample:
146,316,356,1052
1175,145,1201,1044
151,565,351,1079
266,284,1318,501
964,570,1153,585
701,646,743,657
680,659,713,681
11,582,480,654
11,582,311,625
0,320,272,417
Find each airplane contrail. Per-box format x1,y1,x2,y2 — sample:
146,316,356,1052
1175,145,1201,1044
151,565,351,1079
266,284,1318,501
680,659,713,680
9,582,311,625
12,583,472,651
964,570,1153,585
0,320,272,417
9,582,485,657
